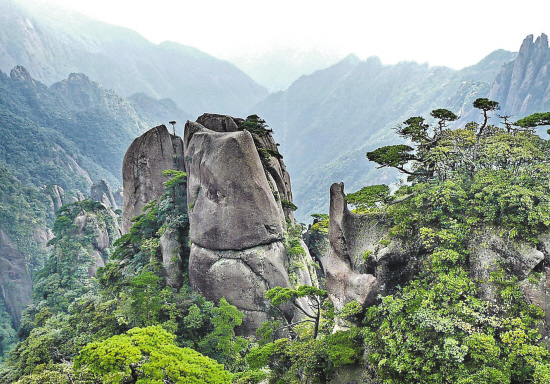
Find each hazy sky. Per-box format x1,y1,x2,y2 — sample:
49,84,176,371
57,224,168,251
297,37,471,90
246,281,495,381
31,0,549,69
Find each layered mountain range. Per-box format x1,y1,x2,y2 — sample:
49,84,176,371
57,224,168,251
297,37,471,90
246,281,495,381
0,0,267,117
257,34,550,221
1,0,550,360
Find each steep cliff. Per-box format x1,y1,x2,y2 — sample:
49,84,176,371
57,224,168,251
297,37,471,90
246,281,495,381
183,114,317,334
122,124,185,233
315,182,550,345
489,34,550,117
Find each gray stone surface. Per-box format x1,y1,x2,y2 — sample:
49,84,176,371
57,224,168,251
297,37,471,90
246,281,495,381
184,120,284,250
160,228,184,288
122,124,185,233
327,183,378,310
91,179,118,210
469,230,546,301
196,113,240,133
189,241,295,334
0,229,32,329
489,34,550,116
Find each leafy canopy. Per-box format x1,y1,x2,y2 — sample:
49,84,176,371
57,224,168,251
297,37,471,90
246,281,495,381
75,325,232,384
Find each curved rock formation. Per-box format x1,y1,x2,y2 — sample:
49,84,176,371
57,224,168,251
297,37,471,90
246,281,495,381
122,124,185,233
184,120,284,250
326,183,378,310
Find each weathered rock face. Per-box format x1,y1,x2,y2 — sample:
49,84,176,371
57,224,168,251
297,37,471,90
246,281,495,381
184,114,315,334
0,230,32,329
489,34,550,116
322,182,550,345
469,231,550,344
196,113,241,133
184,120,284,250
91,179,118,210
10,65,35,85
41,184,67,213
122,124,185,233
325,183,379,311
189,242,296,335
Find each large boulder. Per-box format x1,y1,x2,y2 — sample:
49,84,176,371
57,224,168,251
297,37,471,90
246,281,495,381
189,242,295,335
183,115,315,334
122,125,185,233
184,120,284,250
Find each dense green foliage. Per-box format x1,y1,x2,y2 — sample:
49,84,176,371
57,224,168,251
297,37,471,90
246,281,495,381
0,166,51,271
75,325,232,383
0,166,52,355
238,114,272,136
357,100,550,383
0,170,251,383
0,69,152,191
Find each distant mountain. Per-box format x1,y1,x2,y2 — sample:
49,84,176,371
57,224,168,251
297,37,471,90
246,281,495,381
225,46,344,92
0,64,186,341
489,34,550,116
254,50,517,222
0,0,268,117
0,65,186,191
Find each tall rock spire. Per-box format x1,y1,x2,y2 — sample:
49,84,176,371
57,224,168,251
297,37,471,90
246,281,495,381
488,33,550,116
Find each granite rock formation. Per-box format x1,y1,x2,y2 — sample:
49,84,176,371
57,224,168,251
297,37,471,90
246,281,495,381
318,181,550,346
184,120,284,250
91,179,118,210
489,34,550,116
72,206,122,277
0,229,32,329
325,183,379,311
122,124,185,233
183,115,315,334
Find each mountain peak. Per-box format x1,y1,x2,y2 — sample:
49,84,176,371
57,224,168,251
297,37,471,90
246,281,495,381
519,33,549,55
536,33,549,48
10,65,35,84
488,32,550,116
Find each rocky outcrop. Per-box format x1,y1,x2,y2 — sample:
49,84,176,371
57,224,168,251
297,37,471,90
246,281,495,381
72,204,122,277
325,183,378,311
91,179,118,210
468,230,550,343
122,124,185,233
0,230,32,329
196,113,242,133
184,114,315,334
185,120,284,250
10,65,35,85
488,34,550,116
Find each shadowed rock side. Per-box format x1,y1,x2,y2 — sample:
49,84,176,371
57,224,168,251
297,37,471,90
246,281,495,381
327,183,378,311
184,115,314,335
122,124,185,233
0,230,32,329
469,231,550,345
325,183,424,310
